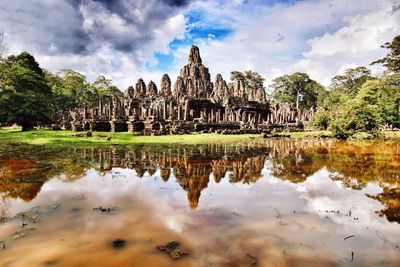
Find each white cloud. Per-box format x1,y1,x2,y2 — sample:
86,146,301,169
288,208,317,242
0,0,190,90
1,0,399,90
294,3,400,85
171,0,399,88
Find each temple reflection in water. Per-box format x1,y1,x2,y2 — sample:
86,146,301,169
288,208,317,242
81,142,269,209
0,139,399,221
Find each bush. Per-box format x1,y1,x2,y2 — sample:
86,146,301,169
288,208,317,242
329,99,381,138
311,110,330,130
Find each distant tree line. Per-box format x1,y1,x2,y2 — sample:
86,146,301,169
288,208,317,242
0,48,122,130
0,34,399,136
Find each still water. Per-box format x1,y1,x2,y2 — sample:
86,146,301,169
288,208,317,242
0,139,399,266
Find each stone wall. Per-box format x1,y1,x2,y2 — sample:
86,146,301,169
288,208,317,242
67,45,315,134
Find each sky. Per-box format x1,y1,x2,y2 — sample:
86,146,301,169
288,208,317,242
0,0,399,90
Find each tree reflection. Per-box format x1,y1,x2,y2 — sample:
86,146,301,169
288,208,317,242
0,139,399,222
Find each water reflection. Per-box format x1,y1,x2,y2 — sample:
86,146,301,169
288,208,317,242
0,139,399,266
1,139,399,220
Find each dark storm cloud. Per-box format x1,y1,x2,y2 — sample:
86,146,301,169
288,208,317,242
0,1,90,54
0,0,192,55
161,0,191,7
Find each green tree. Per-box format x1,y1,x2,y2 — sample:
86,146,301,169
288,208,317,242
330,67,372,95
230,70,264,91
311,110,330,130
371,35,400,73
230,70,266,102
0,52,53,130
270,72,324,109
361,79,400,128
92,75,123,97
329,100,380,138
57,69,96,108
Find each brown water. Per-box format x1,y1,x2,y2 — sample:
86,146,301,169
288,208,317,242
0,139,399,266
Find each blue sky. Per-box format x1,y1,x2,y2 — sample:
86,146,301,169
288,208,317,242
0,0,399,88
149,8,234,71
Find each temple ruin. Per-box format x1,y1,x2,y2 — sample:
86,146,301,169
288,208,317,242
67,45,315,134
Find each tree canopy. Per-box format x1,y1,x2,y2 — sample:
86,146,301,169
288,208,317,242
330,67,372,95
311,36,400,137
371,35,400,74
0,52,53,130
0,52,122,130
230,70,264,91
269,72,324,110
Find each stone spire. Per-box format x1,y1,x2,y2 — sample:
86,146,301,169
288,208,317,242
134,78,146,98
174,76,186,100
147,80,158,98
160,74,172,96
213,74,229,102
173,45,213,99
234,79,246,99
188,45,202,64
126,86,134,98
257,88,267,104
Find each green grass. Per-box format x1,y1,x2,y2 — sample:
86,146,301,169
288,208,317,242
0,127,260,146
1,127,398,147
281,130,333,138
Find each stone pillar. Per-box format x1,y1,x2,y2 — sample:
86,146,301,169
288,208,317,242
169,102,173,120
163,101,167,120
127,121,134,132
99,98,103,117
110,121,116,133
71,121,77,132
184,99,189,121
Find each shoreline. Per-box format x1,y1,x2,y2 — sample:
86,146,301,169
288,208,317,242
0,128,399,146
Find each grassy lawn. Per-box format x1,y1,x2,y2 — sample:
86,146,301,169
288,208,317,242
278,130,333,138
0,127,260,146
1,127,398,147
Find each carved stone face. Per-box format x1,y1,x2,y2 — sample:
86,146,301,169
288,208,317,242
127,86,134,98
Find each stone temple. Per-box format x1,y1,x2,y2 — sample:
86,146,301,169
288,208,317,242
67,45,315,134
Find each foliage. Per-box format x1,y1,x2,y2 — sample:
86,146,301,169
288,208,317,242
270,72,324,109
230,70,264,91
0,52,53,130
311,110,330,130
330,67,372,95
328,80,393,137
57,69,96,108
371,35,400,73
0,50,124,129
230,70,266,102
92,75,124,97
45,70,123,113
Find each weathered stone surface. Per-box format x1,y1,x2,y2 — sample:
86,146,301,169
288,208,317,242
135,79,146,98
188,45,202,64
234,79,246,99
126,86,134,98
147,81,158,98
174,76,187,101
175,45,213,99
66,45,315,134
213,73,230,102
160,74,172,96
